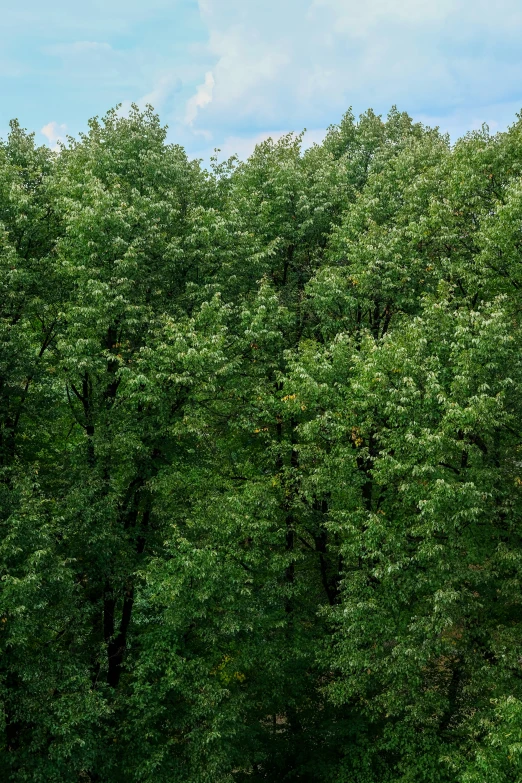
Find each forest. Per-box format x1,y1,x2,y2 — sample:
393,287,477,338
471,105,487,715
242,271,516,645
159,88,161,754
1,104,522,782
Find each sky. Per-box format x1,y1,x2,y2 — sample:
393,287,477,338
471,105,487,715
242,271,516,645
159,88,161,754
2,0,522,165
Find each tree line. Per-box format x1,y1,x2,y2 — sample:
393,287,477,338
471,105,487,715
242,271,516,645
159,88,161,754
1,104,522,781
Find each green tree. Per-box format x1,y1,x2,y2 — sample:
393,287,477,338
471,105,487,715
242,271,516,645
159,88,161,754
2,105,522,783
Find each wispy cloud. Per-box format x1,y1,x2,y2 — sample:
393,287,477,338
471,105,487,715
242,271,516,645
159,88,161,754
185,71,215,126
40,121,67,150
189,0,522,143
307,0,455,35
140,72,182,108
3,0,522,161
116,72,182,117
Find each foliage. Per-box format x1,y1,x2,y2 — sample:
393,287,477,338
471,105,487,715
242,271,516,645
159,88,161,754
1,104,522,781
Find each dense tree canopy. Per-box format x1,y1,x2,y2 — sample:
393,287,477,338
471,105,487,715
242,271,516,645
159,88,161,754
1,104,522,782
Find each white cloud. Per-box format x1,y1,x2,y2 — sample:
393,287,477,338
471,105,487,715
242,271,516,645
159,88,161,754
140,72,181,108
11,0,522,161
308,0,455,35
185,71,215,125
194,2,294,126
204,28,291,114
116,71,182,117
40,121,67,150
186,0,522,145
308,0,522,36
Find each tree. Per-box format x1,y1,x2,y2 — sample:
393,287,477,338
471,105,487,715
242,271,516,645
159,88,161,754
2,105,522,783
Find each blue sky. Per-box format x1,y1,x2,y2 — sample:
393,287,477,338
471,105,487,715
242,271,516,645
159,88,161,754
3,0,522,164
